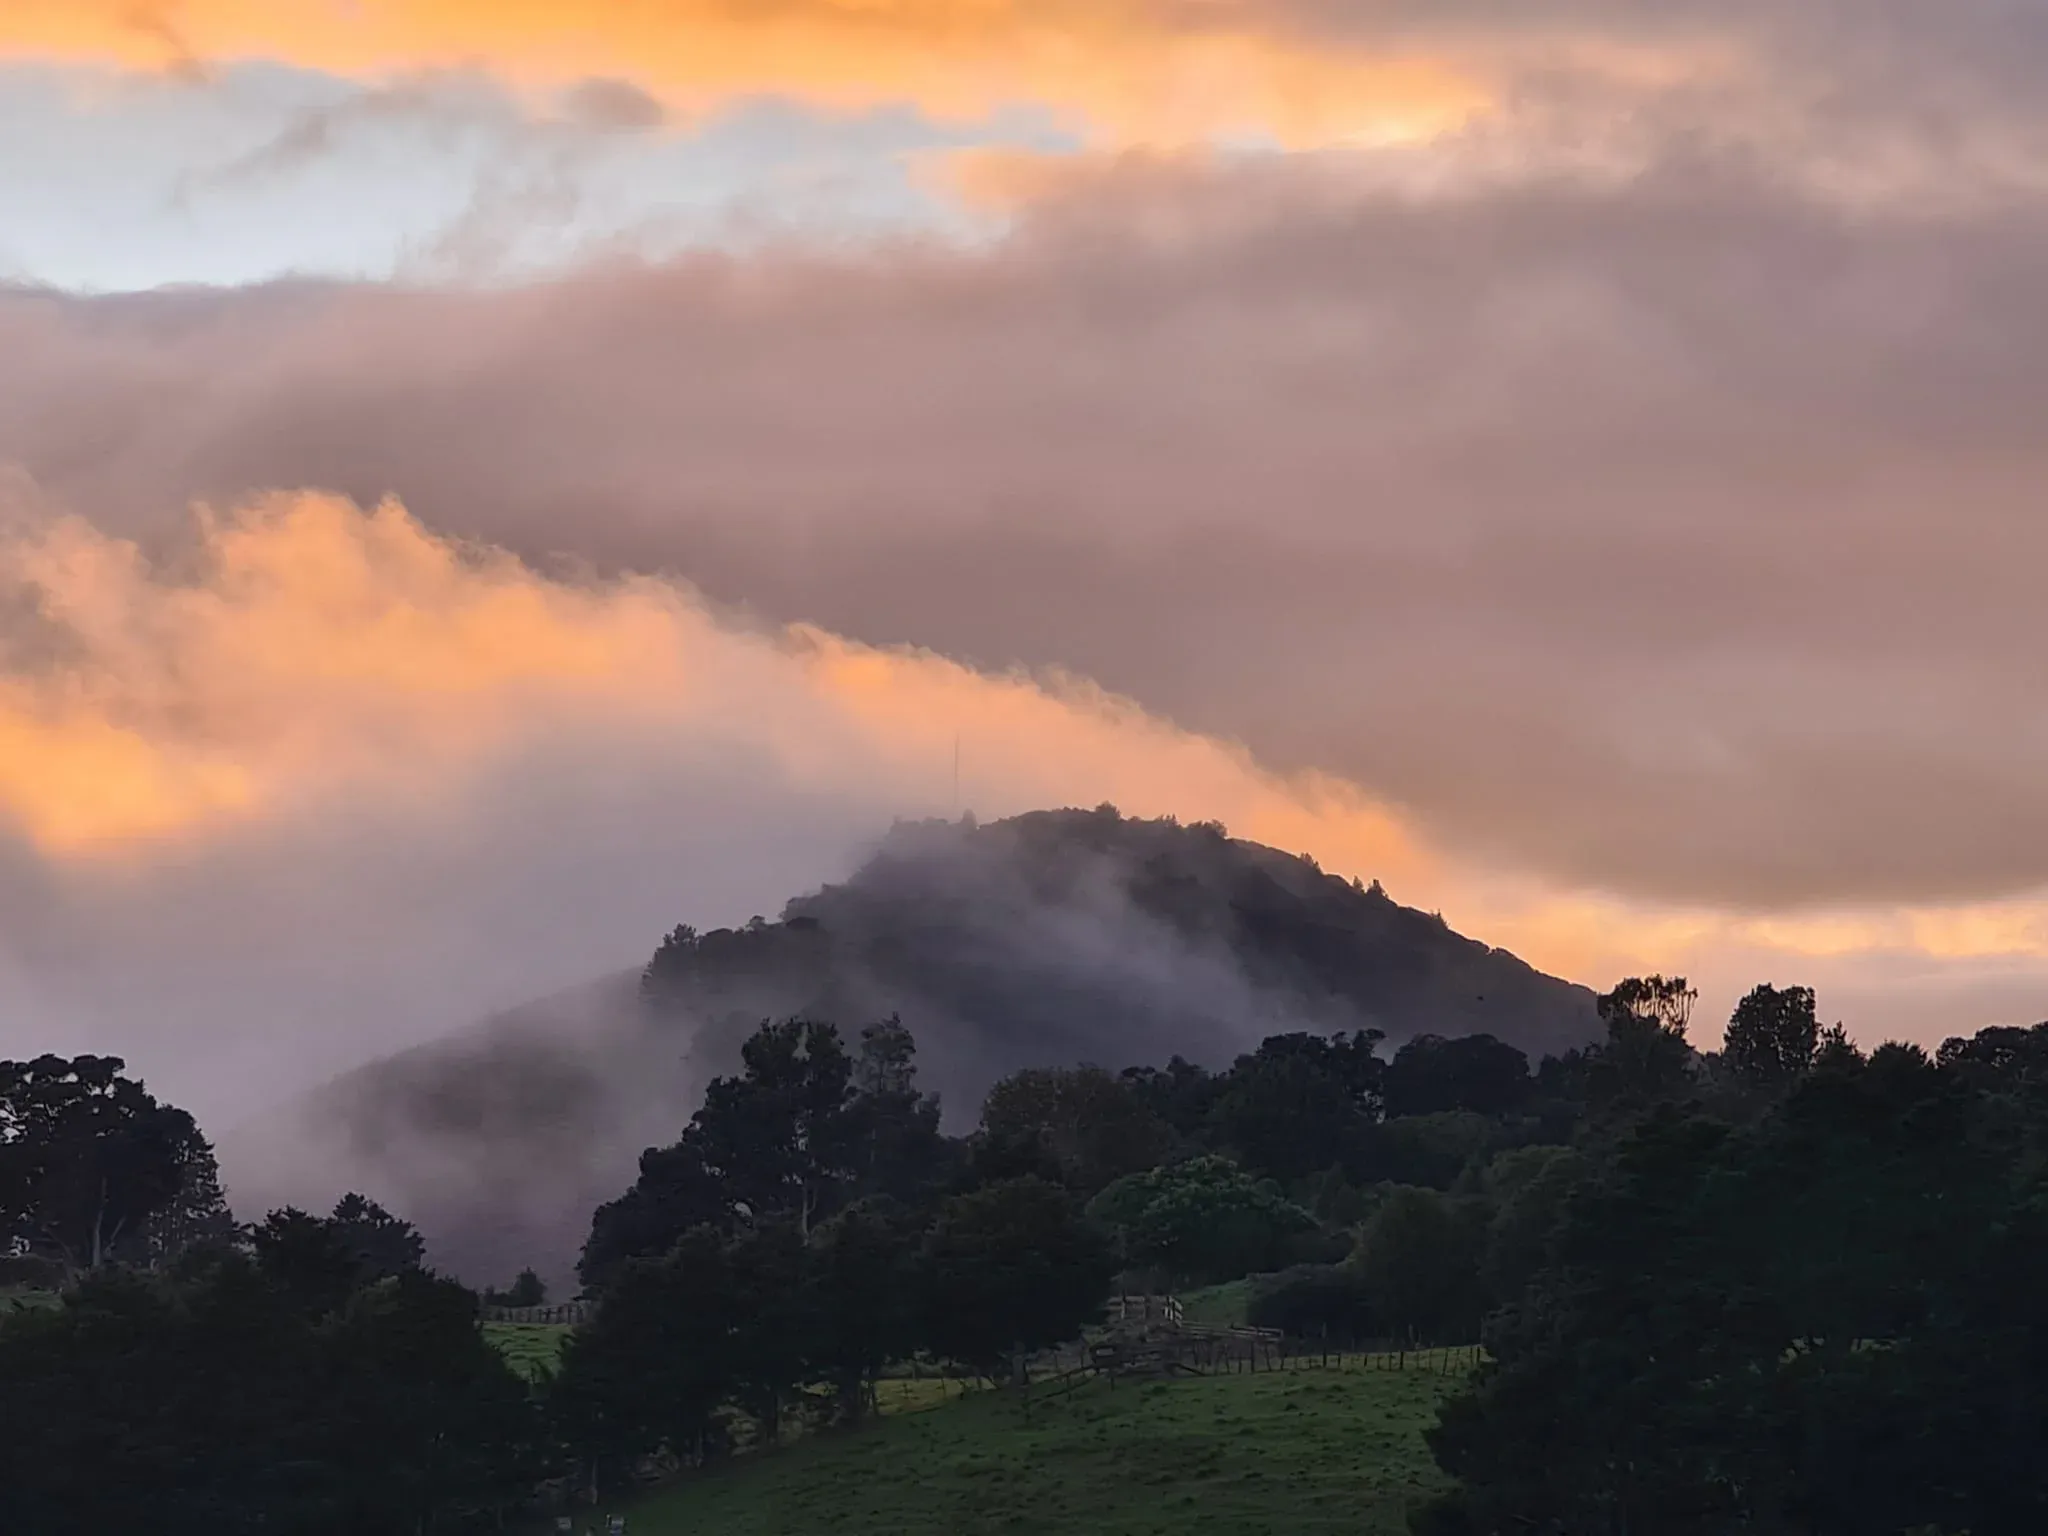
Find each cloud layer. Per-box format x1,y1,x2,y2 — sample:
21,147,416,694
9,147,2048,912
6,0,2048,1146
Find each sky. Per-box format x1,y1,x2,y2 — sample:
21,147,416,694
5,0,2048,1124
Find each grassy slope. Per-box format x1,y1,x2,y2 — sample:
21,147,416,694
1177,1279,1254,1327
485,1322,573,1383
578,1366,1455,1536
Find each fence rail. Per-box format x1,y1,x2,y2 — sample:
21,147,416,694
482,1302,591,1326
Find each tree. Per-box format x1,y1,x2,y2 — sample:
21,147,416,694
0,1055,206,1274
1722,983,1819,1084
807,1198,920,1421
723,1221,816,1443
1246,1263,1377,1338
142,1122,235,1269
329,1192,427,1279
553,1227,744,1494
1383,1034,1531,1119
249,1194,426,1317
918,1176,1112,1382
485,1268,547,1308
1475,1144,1588,1307
1118,1056,1223,1140
1587,975,1698,1102
1350,1186,1484,1343
1087,1154,1322,1285
978,1066,1175,1196
842,1018,954,1206
319,1268,544,1532
689,1019,859,1234
1418,1028,2048,1534
1207,1037,1376,1183
583,1017,956,1292
0,1250,543,1534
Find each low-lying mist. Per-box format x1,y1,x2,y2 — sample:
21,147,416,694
226,808,1598,1285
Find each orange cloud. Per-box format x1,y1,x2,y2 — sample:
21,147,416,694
0,494,1447,890
1,0,1486,147
10,490,2048,1030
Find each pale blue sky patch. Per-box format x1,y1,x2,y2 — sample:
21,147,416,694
0,63,1080,293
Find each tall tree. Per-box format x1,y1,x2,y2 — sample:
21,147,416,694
582,1017,955,1291
1721,983,1819,1085
0,1055,203,1274
1587,976,1698,1103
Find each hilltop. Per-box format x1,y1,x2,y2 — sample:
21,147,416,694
229,808,1596,1281
652,808,1597,1108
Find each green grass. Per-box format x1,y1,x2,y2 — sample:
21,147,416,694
0,1286,59,1316
564,1364,1457,1535
1178,1279,1254,1327
485,1322,573,1383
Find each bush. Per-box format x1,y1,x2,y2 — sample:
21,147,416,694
1087,1156,1325,1286
1246,1263,1377,1338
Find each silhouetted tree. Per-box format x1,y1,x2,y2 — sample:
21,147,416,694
583,1018,954,1292
1586,975,1698,1103
329,1191,427,1279
1208,1037,1377,1183
1722,982,1819,1085
0,1055,206,1274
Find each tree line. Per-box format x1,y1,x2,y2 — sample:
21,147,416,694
5,976,2046,1533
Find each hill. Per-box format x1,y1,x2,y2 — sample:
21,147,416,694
564,1365,1457,1536
228,808,1596,1282
648,808,1598,1107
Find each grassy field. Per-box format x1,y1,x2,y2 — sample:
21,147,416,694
557,1363,1457,1535
485,1322,574,1383
1178,1279,1254,1327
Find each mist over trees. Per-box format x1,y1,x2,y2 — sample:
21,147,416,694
7,847,2048,1532
274,810,1599,1285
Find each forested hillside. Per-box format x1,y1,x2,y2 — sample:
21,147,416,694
247,808,1596,1281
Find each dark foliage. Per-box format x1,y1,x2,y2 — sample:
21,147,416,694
581,1017,945,1290
1382,1034,1531,1119
1246,1263,1378,1337
0,1249,541,1534
917,1176,1114,1381
0,1055,229,1274
1418,1021,2048,1535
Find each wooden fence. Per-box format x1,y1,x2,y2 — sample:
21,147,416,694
482,1302,591,1326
